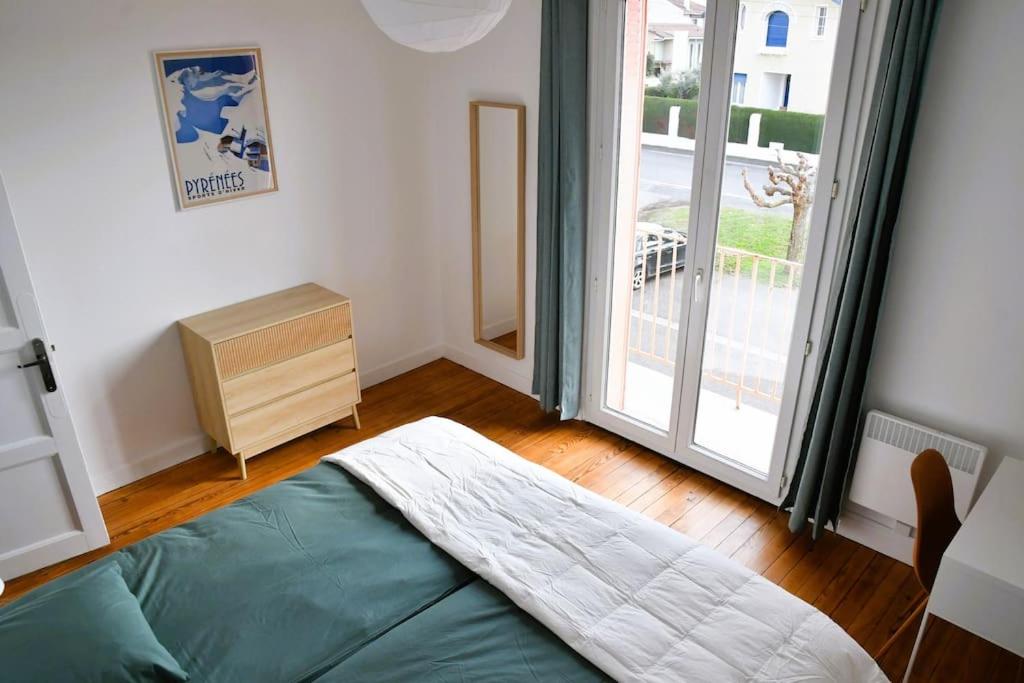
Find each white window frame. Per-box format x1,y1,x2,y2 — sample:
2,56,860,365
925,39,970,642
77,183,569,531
765,9,790,46
732,72,747,104
814,5,829,38
689,38,704,69
583,0,891,503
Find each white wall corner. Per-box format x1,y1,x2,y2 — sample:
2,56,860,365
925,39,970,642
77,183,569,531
441,344,534,397
360,344,447,388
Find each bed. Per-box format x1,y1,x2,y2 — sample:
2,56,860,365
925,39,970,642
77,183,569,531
0,418,885,682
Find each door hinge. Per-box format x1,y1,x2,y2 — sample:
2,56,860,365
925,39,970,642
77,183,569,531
804,340,813,357
830,179,840,199
860,0,868,12
778,473,789,497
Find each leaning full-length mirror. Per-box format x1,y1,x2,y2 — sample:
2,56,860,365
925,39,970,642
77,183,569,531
470,101,525,359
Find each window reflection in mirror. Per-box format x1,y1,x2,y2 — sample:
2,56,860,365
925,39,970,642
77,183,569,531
470,101,525,359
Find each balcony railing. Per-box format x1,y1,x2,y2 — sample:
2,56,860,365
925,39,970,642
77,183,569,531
629,224,688,366
628,225,803,410
704,247,802,409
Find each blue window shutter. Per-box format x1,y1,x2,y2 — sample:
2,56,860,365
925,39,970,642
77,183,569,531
766,11,789,47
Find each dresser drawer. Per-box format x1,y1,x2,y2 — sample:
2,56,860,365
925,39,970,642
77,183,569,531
222,339,355,415
215,303,352,379
230,371,359,448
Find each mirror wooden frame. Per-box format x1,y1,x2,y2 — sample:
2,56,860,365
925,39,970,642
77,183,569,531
469,100,526,359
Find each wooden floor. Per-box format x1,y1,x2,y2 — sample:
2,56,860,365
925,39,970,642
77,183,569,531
4,359,1020,682
490,330,518,352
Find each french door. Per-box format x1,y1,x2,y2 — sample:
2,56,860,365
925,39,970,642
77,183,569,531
586,0,863,501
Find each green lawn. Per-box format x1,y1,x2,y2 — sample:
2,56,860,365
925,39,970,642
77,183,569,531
638,205,795,258
638,204,801,282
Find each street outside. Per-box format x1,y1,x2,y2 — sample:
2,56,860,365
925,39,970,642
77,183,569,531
638,146,793,214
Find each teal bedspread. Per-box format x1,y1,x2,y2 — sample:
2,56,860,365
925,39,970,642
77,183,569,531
313,579,605,682
19,464,607,681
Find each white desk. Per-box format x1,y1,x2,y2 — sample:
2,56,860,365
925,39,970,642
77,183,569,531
905,457,1024,681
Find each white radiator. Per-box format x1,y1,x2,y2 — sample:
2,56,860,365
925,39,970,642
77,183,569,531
847,410,987,527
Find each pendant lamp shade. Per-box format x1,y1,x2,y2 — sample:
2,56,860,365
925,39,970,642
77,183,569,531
360,0,512,53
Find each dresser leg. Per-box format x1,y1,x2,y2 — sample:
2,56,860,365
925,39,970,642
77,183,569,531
236,453,248,480
351,406,361,430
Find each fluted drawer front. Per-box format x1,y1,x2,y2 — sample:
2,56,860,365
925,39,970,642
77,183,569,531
222,339,355,416
230,372,359,448
215,304,351,379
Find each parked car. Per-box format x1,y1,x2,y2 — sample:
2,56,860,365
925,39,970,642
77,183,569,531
633,223,687,289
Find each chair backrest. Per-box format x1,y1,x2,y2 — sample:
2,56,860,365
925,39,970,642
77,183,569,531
911,449,962,592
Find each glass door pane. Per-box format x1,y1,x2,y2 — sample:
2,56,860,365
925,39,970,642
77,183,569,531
603,0,707,431
689,0,843,476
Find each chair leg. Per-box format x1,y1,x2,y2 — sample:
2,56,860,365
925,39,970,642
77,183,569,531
876,593,927,660
902,603,931,683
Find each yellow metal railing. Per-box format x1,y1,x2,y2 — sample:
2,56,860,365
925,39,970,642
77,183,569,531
627,231,802,408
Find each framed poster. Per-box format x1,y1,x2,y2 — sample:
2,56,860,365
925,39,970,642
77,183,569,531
155,47,278,209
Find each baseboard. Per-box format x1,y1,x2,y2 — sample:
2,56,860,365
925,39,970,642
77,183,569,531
835,510,913,564
91,345,447,495
360,345,446,388
441,344,533,396
91,434,208,495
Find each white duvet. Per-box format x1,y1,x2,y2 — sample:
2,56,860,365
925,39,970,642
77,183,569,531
323,417,887,682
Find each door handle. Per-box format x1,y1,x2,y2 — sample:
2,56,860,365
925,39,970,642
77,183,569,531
17,338,57,392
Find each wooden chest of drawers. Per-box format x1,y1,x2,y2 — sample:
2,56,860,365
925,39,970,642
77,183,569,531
178,283,361,478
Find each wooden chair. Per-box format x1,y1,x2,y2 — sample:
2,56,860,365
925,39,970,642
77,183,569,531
875,449,962,662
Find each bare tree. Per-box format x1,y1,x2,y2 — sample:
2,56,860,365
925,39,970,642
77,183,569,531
741,152,817,263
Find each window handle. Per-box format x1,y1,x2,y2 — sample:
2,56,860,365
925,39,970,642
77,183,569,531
694,268,705,303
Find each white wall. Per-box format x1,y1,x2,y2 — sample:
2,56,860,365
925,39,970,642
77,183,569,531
0,0,445,492
732,0,838,114
9,0,1011,507
865,0,1024,487
423,0,542,393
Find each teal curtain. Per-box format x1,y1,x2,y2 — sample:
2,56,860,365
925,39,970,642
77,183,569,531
783,0,944,538
533,0,589,419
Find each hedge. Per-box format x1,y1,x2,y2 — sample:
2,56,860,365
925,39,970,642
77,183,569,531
642,96,699,139
730,106,825,153
642,96,825,154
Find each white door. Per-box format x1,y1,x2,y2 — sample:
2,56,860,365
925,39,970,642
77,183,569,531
0,173,108,581
759,72,788,109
